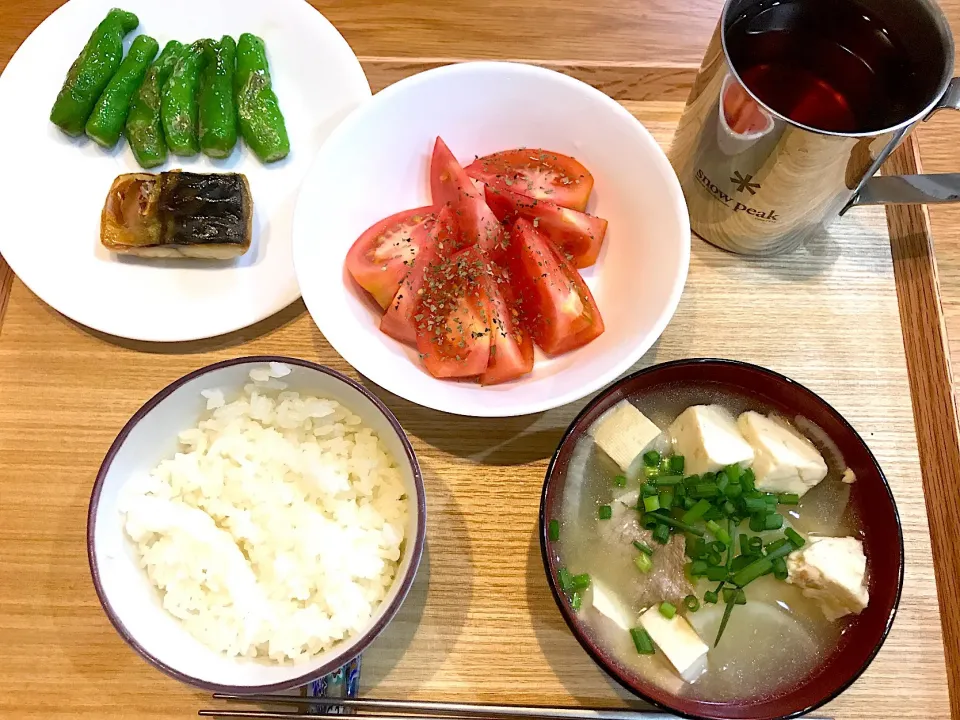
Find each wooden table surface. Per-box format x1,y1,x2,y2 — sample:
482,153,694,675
1,1,959,719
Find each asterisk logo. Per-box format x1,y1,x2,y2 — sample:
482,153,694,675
730,170,761,195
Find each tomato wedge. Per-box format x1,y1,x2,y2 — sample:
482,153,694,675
415,245,492,378
480,268,534,385
503,217,604,355
346,206,436,309
380,207,458,346
430,137,503,255
485,185,608,269
466,149,595,212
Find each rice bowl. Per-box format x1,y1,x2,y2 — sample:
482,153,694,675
88,357,425,692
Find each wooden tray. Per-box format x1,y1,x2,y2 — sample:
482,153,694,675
0,61,956,720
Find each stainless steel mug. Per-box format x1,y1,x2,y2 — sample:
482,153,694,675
670,0,960,255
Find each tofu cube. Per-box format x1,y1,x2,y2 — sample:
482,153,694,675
589,401,661,472
786,536,869,621
738,412,828,497
590,580,632,631
668,405,754,476
639,605,709,681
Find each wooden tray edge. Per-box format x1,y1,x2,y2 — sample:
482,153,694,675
884,136,960,720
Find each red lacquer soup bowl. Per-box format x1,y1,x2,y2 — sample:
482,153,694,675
539,359,903,720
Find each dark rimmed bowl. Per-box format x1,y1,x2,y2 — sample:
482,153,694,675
87,356,426,694
539,359,903,720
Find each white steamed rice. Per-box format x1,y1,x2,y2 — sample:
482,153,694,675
119,362,409,663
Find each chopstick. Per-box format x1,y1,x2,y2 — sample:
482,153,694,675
202,694,832,720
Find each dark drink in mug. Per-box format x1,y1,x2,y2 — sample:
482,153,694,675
671,0,960,255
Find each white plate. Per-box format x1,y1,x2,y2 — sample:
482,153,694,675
293,62,690,417
0,0,370,342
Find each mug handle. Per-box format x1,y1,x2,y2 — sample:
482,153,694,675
850,77,960,207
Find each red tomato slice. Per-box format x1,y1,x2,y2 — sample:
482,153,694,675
480,268,534,385
380,207,459,346
430,137,503,255
466,149,595,212
504,217,604,355
485,185,608,269
346,206,436,309
415,245,492,378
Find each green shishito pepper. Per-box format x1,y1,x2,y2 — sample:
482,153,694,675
126,40,184,168
161,40,208,156
85,34,159,147
49,8,139,136
235,33,290,163
199,36,238,159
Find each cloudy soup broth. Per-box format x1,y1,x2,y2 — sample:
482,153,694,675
552,383,865,702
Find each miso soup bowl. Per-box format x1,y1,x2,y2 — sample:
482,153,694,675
88,356,426,693
539,359,904,720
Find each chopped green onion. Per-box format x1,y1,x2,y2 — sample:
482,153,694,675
681,498,712,525
764,537,792,555
764,539,797,562
641,513,659,530
684,594,701,612
558,567,574,593
749,514,767,532
702,471,717,482
669,455,685,474
707,520,732,545
702,505,723,521
682,496,696,511
706,520,722,535
643,450,661,467
684,474,701,487
691,483,719,498
687,537,707,560
659,458,672,475
704,590,719,604
785,527,805,548
741,468,756,490
571,573,592,590
743,497,767,513
725,463,742,483
724,484,743,499
659,601,677,619
730,554,755,572
548,519,560,542
571,591,582,611
727,523,737,571
764,494,779,508
690,560,709,576
706,565,728,581
635,552,653,573
722,587,747,605
732,557,773,587
747,536,763,555
598,505,612,520
710,540,727,554
630,627,655,654
652,523,671,544
714,593,737,647
642,483,659,496
643,465,660,479
648,511,706,536
706,549,723,566
772,556,788,581
633,540,655,556
643,495,661,512
613,474,627,488
716,472,729,493
778,493,800,505
764,513,784,530
659,490,675,510
654,475,683,486
675,483,687,498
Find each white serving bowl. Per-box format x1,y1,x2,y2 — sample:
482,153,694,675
293,61,690,417
87,357,425,693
